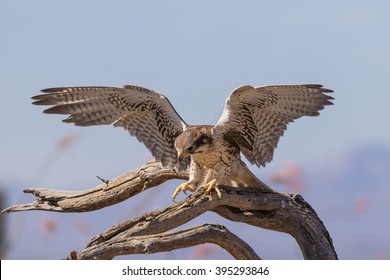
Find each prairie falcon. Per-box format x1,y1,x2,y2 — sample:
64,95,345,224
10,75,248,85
32,84,333,199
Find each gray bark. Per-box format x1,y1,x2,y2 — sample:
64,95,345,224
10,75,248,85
1,161,337,260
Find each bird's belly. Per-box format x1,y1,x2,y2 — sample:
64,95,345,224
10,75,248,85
192,149,237,171
192,152,220,169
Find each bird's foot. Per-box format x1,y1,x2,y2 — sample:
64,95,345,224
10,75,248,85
201,179,222,198
172,182,197,201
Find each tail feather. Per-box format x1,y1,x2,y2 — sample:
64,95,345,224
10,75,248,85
232,160,276,193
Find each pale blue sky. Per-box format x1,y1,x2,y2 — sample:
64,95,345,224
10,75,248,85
1,0,389,259
1,0,389,187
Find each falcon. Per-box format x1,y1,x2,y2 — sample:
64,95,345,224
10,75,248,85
32,84,333,199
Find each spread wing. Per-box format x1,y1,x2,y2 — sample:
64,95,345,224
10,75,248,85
214,84,334,167
32,85,189,170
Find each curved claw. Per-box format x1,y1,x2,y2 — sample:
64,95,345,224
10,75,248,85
202,179,222,198
172,182,197,201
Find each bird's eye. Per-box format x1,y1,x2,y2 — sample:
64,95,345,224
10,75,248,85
186,146,194,152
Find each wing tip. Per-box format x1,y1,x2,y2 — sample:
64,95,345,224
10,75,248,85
42,106,66,114
302,84,334,93
40,87,68,94
31,94,59,106
31,99,52,106
31,87,67,103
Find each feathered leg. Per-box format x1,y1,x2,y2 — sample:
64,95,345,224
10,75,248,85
172,160,202,200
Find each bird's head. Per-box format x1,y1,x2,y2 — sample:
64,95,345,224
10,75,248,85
174,129,212,160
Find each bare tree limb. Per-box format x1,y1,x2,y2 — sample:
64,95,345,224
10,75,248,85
77,185,336,260
69,223,261,260
212,194,337,260
1,161,187,213
1,161,337,260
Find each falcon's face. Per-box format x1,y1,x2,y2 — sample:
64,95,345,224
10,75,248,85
174,128,212,160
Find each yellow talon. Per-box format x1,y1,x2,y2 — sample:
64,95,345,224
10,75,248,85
172,182,197,200
201,179,222,198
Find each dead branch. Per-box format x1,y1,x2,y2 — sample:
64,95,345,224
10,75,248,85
1,161,337,260
1,161,187,213
69,223,261,260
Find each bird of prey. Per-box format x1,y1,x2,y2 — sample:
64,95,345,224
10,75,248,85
32,84,333,199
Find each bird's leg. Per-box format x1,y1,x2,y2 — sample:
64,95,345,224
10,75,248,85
201,179,222,198
172,180,198,200
172,159,204,200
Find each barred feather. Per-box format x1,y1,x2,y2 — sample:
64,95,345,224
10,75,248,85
32,85,188,171
215,84,334,167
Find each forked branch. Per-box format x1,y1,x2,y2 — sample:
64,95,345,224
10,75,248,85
1,161,337,260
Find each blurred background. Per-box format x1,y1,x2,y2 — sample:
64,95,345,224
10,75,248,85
0,0,389,259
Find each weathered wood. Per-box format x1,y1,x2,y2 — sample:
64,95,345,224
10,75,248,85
1,161,187,213
1,161,337,260
81,185,337,260
69,223,261,260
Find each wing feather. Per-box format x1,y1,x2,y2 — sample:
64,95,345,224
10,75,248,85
214,84,334,167
32,85,188,170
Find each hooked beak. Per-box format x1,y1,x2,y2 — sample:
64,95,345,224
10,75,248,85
177,151,184,161
177,150,186,161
